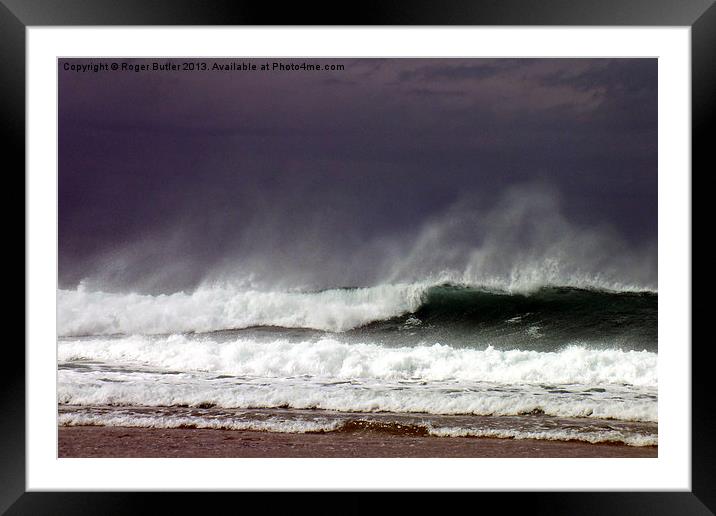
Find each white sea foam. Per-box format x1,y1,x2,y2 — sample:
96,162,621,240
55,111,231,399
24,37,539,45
57,380,658,422
427,426,657,447
57,346,658,422
57,283,427,336
58,412,340,434
58,336,657,387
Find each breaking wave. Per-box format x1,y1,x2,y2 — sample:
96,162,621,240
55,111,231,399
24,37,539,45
58,336,657,387
58,282,656,338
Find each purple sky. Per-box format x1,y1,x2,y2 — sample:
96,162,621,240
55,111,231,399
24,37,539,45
59,58,657,293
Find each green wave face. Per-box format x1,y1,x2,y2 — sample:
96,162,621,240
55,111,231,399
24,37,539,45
353,285,657,352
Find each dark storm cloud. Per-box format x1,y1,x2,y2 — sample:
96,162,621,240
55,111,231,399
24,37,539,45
397,58,527,81
58,58,657,293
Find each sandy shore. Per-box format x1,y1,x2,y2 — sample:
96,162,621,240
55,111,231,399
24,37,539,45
58,426,657,458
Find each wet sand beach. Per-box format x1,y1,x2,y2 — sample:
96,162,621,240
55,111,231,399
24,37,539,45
58,425,657,458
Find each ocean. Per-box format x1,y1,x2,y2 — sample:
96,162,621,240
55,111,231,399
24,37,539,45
57,282,657,448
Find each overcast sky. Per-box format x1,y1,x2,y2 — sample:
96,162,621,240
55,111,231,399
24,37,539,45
59,58,657,293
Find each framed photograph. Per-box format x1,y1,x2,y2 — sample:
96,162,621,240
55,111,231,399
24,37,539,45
9,0,712,513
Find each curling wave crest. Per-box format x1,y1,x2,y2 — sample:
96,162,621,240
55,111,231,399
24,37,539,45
58,281,655,337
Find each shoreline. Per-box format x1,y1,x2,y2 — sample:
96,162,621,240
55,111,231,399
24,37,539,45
58,425,657,458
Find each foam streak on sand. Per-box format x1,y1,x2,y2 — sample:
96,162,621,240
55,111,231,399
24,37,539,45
58,406,658,447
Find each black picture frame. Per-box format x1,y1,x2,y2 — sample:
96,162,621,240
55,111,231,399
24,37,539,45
6,0,712,514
